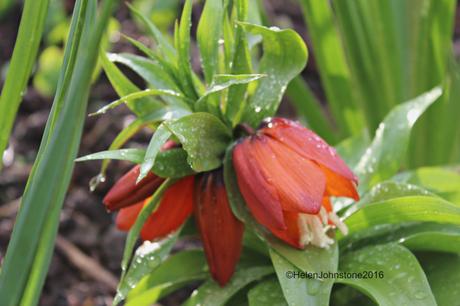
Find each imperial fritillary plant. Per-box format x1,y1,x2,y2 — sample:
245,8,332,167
1,0,460,305
73,0,460,305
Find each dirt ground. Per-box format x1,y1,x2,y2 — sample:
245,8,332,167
1,1,459,305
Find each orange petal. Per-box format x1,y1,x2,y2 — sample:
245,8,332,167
115,200,144,231
195,171,244,286
251,136,325,214
262,118,357,183
103,165,163,211
319,164,359,201
140,176,194,241
233,140,286,230
270,211,302,249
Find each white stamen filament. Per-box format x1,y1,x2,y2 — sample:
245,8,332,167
298,207,349,248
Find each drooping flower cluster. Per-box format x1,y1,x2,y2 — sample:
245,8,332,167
233,118,358,248
103,118,358,285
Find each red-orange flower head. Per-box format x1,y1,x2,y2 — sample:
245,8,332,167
194,170,244,286
233,118,359,248
102,140,178,211
112,170,243,287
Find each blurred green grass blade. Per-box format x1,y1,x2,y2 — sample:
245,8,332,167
338,244,437,306
127,2,177,64
0,0,50,168
299,0,364,137
0,0,117,304
285,76,336,143
197,0,224,84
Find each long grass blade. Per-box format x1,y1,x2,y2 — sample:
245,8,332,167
0,0,118,304
0,0,50,169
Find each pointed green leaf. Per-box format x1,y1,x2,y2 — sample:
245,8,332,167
100,51,161,116
176,0,198,99
182,266,274,306
126,250,208,306
338,244,437,306
393,166,460,205
247,277,288,306
164,112,232,172
139,123,172,181
197,0,224,83
355,87,442,192
342,196,460,237
270,242,338,306
419,252,460,306
341,222,460,255
239,22,308,127
114,234,178,305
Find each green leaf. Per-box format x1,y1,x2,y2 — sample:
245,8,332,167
247,277,288,306
100,51,161,116
239,22,308,127
116,179,177,305
90,89,190,116
418,252,460,306
299,0,364,136
196,74,265,116
338,244,437,306
0,0,50,166
182,266,274,306
76,148,193,178
341,222,460,254
0,0,117,304
202,74,266,99
164,112,232,172
126,250,208,306
139,123,172,181
197,0,224,83
342,196,460,237
176,0,198,99
226,0,254,126
127,3,177,64
76,148,146,164
355,87,442,192
114,234,178,304
108,53,188,108
342,181,433,217
269,242,338,306
393,166,460,205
